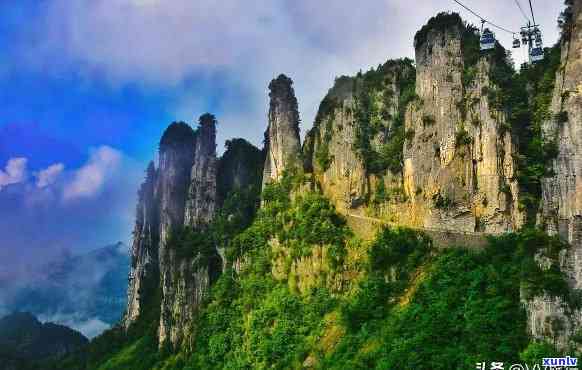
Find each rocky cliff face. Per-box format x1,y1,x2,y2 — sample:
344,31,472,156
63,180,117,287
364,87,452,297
156,122,198,346
125,162,158,328
404,19,522,233
304,62,413,215
304,77,363,212
262,74,302,187
305,14,522,236
157,122,197,244
184,114,217,227
123,118,221,347
541,0,582,286
530,1,582,348
119,8,580,356
158,119,218,347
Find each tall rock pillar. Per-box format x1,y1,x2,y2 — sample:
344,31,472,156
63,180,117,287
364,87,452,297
403,13,521,233
156,122,197,346
158,116,219,348
262,74,302,188
124,161,159,328
185,113,217,227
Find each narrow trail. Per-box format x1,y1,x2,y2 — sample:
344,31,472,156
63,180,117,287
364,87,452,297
344,212,490,250
344,212,487,236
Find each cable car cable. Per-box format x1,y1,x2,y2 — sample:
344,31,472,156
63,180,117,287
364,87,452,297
451,0,518,34
528,0,537,26
513,0,531,23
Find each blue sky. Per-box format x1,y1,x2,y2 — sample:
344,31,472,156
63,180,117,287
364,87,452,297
0,0,565,280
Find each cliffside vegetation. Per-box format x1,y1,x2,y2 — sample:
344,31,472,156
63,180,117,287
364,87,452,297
310,58,416,175
159,122,196,148
559,0,575,41
353,59,416,174
511,45,562,224
216,138,263,202
56,172,576,369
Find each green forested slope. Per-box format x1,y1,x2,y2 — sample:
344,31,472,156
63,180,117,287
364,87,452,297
51,172,575,370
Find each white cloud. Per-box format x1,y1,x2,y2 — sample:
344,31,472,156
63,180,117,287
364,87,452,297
0,157,28,190
35,163,65,188
21,0,565,147
71,317,111,339
63,146,122,201
39,313,111,339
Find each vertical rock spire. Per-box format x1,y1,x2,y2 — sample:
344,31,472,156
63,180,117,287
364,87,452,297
124,161,159,328
123,116,221,346
124,122,197,333
184,113,217,227
157,122,197,244
262,74,302,188
158,115,219,347
403,13,521,233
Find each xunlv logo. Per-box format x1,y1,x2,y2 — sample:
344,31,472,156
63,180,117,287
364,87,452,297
542,356,578,367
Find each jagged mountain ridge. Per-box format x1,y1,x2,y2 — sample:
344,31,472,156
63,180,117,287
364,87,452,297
65,4,582,369
124,117,263,347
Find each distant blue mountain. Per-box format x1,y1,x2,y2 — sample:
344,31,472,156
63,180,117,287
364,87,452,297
3,243,129,338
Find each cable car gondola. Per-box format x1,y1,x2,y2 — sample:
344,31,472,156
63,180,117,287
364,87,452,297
480,28,496,51
530,47,544,62
512,35,521,48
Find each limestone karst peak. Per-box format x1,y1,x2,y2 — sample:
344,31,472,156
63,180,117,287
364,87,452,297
198,112,217,128
262,74,302,187
159,121,196,148
414,12,466,48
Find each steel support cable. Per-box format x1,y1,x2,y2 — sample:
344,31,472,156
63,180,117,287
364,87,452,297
513,0,531,23
452,0,518,34
528,0,537,26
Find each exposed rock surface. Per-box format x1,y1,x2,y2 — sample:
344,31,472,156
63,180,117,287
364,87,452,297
304,76,372,213
403,18,521,233
305,62,417,216
157,122,197,244
184,114,218,227
305,16,522,236
531,2,582,348
158,118,218,346
541,0,582,285
156,122,198,346
125,162,158,328
123,118,220,347
262,74,302,187
119,8,582,354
